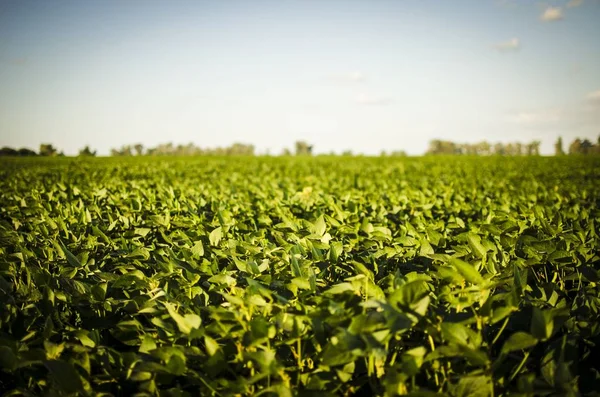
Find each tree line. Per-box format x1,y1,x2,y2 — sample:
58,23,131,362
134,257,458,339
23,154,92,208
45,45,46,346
110,142,257,156
561,136,600,155
425,136,600,156
426,140,542,155
1,136,599,157
0,144,96,157
110,141,316,156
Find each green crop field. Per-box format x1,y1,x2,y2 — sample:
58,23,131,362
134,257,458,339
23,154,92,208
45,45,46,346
1,155,599,396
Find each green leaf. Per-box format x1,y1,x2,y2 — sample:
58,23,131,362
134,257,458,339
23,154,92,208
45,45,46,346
191,240,204,257
329,241,343,262
208,273,236,286
128,247,150,260
74,330,96,348
204,336,220,356
291,277,311,290
44,360,84,394
58,241,82,267
548,250,571,263
139,335,157,354
450,257,485,285
0,346,17,371
452,375,492,397
91,225,110,243
389,280,430,307
530,308,553,340
209,227,222,246
164,303,201,335
167,354,186,375
467,232,488,259
419,239,435,256
312,215,326,236
321,345,356,367
325,282,355,295
134,227,151,237
441,322,481,349
501,332,538,354
44,341,65,360
91,282,107,301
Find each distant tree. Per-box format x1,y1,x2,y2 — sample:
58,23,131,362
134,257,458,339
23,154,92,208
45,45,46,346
186,142,199,155
568,137,600,155
525,141,541,156
460,143,470,155
281,148,292,156
342,150,353,156
554,137,564,156
569,138,582,155
0,147,37,156
227,142,255,156
426,139,545,156
506,143,515,156
448,141,460,154
477,141,491,156
450,142,458,154
525,142,533,156
148,143,169,156
295,141,313,156
494,143,506,155
390,150,407,157
424,139,550,156
427,140,443,154
110,145,133,156
514,142,523,156
580,139,594,155
111,141,261,157
78,145,97,157
427,140,457,154
17,148,37,156
0,147,18,156
468,143,480,155
39,143,57,156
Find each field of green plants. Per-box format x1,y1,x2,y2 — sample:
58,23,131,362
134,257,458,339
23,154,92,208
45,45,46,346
1,155,599,396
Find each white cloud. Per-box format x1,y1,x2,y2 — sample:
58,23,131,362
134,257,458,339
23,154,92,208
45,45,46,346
354,93,393,106
509,108,563,124
567,0,583,8
494,38,521,52
348,71,365,82
509,95,600,130
540,6,563,21
587,89,600,101
330,71,366,83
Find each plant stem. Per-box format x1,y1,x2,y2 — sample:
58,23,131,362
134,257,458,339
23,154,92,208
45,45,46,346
491,317,510,345
509,351,530,382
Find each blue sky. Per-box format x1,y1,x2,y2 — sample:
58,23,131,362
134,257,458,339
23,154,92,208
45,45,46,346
1,0,599,155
